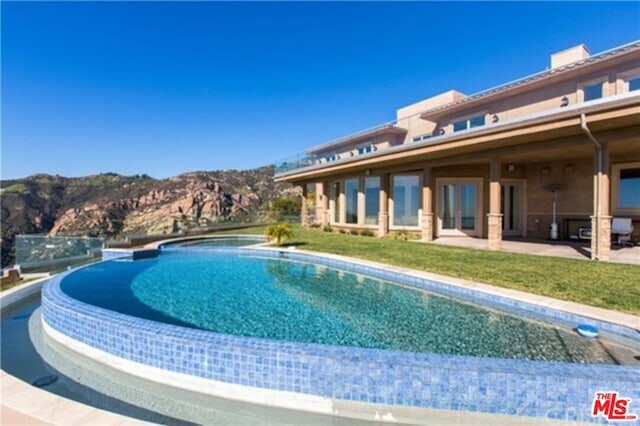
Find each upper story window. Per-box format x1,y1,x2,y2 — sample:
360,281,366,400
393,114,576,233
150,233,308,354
325,153,338,162
357,144,375,155
452,114,485,133
411,134,433,142
583,82,604,101
617,68,640,94
578,77,608,102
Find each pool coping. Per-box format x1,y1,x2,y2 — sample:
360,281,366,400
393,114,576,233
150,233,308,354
40,245,640,423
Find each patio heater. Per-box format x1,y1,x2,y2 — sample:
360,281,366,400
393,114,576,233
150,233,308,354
544,184,562,240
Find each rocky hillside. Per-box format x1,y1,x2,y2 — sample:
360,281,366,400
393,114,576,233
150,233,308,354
0,167,297,267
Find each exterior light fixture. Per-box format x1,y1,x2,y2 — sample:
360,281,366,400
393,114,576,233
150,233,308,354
564,164,574,175
561,96,569,107
492,114,499,123
507,163,515,172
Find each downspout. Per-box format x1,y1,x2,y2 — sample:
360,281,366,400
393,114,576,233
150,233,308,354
580,113,603,259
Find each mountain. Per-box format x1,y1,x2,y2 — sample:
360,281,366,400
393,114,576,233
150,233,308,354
0,167,297,267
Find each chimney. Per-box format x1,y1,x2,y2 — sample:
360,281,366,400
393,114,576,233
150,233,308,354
551,44,590,69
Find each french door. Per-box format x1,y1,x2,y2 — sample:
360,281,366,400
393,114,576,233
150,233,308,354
438,179,482,236
501,181,524,236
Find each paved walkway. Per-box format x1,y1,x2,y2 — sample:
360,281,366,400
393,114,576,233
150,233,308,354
427,236,640,265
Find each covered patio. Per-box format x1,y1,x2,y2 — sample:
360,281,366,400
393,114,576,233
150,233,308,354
425,236,640,265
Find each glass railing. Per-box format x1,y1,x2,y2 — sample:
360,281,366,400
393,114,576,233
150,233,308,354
15,235,106,273
274,122,403,176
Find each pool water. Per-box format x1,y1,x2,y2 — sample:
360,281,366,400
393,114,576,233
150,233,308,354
60,251,615,363
160,236,266,248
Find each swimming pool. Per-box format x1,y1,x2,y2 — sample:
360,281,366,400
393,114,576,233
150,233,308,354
41,242,640,422
61,250,614,363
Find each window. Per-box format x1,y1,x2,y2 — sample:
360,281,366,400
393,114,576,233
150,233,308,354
331,182,341,223
364,177,380,225
344,179,359,224
412,134,432,142
583,82,603,101
578,77,608,102
392,175,420,227
358,145,374,155
612,162,640,214
452,114,485,132
618,69,640,93
325,153,338,162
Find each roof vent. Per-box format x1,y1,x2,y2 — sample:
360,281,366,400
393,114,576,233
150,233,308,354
551,44,590,68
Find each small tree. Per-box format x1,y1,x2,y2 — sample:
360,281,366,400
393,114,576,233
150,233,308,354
268,198,300,221
265,223,294,246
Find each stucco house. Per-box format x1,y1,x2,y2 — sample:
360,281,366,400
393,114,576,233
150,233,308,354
275,41,640,261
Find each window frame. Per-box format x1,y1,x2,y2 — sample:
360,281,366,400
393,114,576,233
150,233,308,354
344,178,360,225
450,112,487,133
330,176,379,228
577,76,609,103
616,67,640,94
389,173,422,230
611,162,640,216
363,176,381,226
357,144,375,155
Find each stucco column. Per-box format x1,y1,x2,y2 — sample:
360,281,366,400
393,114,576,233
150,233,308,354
314,182,324,226
321,182,330,227
591,144,611,260
421,167,434,241
487,158,503,251
300,185,308,227
378,174,389,237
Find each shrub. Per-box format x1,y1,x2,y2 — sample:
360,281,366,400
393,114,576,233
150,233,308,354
269,198,300,219
322,225,332,232
360,229,375,237
265,223,294,246
349,229,359,236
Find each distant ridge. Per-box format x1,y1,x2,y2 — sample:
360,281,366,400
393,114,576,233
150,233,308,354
0,166,296,267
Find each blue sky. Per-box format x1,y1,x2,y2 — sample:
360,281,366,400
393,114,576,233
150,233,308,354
2,2,639,179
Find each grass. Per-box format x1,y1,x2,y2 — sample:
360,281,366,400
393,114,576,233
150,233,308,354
0,183,27,194
1,277,35,292
218,224,640,316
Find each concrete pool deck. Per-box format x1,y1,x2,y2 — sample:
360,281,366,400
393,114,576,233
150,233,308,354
2,248,639,425
427,236,640,265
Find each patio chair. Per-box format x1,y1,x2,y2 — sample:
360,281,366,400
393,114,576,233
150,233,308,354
611,218,634,247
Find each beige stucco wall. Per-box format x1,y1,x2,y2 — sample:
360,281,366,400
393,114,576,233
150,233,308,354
408,55,640,137
316,144,640,241
396,90,465,142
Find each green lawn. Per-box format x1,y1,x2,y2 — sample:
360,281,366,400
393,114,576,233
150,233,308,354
219,224,640,316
